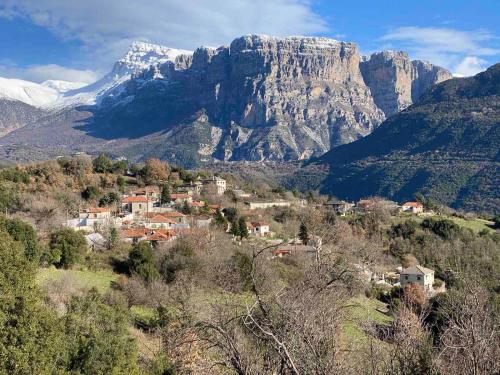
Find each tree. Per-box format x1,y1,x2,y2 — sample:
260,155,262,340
92,154,113,173
128,241,158,283
49,228,87,268
181,200,192,215
160,183,171,205
0,182,19,213
214,208,228,230
112,159,128,175
64,288,139,374
140,158,169,183
298,222,309,244
230,218,241,238
238,216,249,240
116,175,126,193
99,191,120,207
81,185,100,200
0,215,41,263
107,226,119,250
0,230,65,374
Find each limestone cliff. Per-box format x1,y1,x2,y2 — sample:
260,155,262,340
360,51,452,117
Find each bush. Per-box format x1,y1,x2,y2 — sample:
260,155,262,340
421,218,459,239
92,154,113,173
159,241,196,283
0,215,41,263
0,167,30,183
0,182,19,212
49,228,87,268
81,185,101,200
99,191,120,207
128,242,158,283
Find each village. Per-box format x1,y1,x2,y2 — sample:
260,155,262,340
64,161,445,297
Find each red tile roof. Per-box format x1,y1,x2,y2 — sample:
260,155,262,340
171,193,192,199
122,196,150,203
147,214,177,224
121,228,149,238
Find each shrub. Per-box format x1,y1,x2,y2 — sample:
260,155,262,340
81,185,101,200
421,218,459,239
49,228,87,268
128,242,158,283
92,154,113,173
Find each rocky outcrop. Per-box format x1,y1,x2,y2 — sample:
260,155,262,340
98,35,387,161
360,51,452,117
0,36,452,164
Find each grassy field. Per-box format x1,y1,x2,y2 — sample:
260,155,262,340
36,267,119,293
446,216,495,233
342,295,393,342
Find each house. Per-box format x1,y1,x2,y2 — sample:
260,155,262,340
208,204,222,214
401,201,424,214
122,196,155,215
232,189,252,198
143,229,176,243
154,211,187,224
121,228,150,243
70,208,112,230
203,176,227,195
356,199,376,212
177,182,203,195
143,214,177,229
170,193,193,204
324,199,355,215
194,216,213,228
190,201,206,210
130,186,160,200
400,265,435,291
271,244,317,258
244,200,291,210
247,221,270,237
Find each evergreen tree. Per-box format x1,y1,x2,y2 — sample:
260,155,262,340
299,222,309,244
181,200,192,215
0,230,65,374
92,154,113,173
214,208,228,230
49,228,87,268
128,242,158,283
160,183,171,205
230,218,241,238
238,216,249,240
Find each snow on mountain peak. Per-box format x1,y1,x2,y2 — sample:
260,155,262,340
0,77,60,107
41,80,88,93
112,41,192,76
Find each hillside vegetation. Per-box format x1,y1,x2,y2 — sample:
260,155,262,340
311,64,500,213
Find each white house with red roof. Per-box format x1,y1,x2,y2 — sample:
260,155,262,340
401,201,424,214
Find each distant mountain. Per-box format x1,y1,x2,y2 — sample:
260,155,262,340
0,35,450,164
307,64,500,213
0,99,45,136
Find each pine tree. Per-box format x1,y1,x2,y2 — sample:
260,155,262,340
230,218,240,238
298,222,309,244
160,183,171,205
238,216,249,240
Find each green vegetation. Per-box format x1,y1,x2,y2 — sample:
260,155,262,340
49,228,87,268
37,267,118,293
313,64,500,213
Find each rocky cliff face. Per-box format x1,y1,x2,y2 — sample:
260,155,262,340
98,35,388,161
0,36,452,164
360,51,452,117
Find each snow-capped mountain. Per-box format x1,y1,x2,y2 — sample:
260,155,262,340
0,41,193,109
55,41,193,107
0,77,61,107
41,80,87,93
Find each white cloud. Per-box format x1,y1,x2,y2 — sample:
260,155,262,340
380,26,499,76
0,0,328,73
0,63,101,84
453,56,487,77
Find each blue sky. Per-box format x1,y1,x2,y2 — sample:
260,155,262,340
0,0,498,83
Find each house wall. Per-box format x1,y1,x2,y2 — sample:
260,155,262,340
400,272,434,291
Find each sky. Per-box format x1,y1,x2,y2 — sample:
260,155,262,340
0,0,499,83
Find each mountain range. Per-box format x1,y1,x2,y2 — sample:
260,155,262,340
0,36,451,164
300,63,499,213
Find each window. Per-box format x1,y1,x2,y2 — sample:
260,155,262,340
417,276,421,281
405,275,408,280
